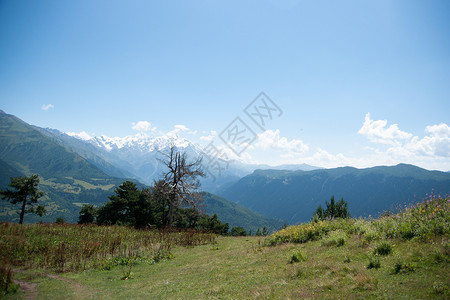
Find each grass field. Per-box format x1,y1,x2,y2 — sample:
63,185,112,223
4,235,449,299
2,196,449,299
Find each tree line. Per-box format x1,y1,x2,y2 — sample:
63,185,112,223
78,180,229,234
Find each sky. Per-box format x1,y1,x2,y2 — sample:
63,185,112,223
1,0,449,170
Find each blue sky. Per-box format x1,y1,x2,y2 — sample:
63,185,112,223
1,0,449,170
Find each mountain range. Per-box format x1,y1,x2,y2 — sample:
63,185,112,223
0,110,283,230
218,165,450,223
1,109,449,228
37,123,320,192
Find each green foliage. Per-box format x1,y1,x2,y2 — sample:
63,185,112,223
230,226,247,236
321,229,347,247
373,241,393,256
432,280,449,295
289,249,306,264
268,195,449,247
374,195,450,241
197,214,229,235
392,259,416,274
265,218,355,246
0,265,18,296
367,255,381,269
0,223,216,272
78,204,97,224
55,217,65,224
95,181,230,234
0,174,45,224
313,196,350,221
96,181,142,226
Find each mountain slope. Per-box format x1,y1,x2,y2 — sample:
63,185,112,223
35,127,137,180
0,110,129,223
0,110,109,180
219,164,450,223
202,193,284,232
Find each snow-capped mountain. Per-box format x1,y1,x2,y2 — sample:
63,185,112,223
67,132,194,152
62,131,204,185
40,128,320,192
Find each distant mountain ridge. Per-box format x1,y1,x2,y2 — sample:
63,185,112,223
219,164,450,223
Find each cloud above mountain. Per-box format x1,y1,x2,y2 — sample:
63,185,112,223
358,113,412,145
132,121,156,132
255,129,309,157
358,114,450,159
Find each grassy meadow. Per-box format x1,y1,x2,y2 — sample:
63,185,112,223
1,195,449,299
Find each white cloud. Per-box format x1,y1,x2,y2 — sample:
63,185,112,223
174,125,189,131
41,104,54,111
255,129,309,155
132,121,155,132
359,114,449,159
66,131,93,141
200,130,217,142
355,113,450,169
358,113,412,145
167,124,197,138
425,123,450,138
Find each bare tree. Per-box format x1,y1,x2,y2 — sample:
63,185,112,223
158,143,205,227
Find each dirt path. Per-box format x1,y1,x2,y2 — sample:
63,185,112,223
13,268,87,299
13,279,38,300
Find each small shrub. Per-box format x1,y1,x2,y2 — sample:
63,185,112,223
373,241,392,256
230,227,247,236
322,230,347,247
433,249,445,263
392,260,416,274
0,266,18,296
152,248,174,263
55,217,65,224
121,271,135,280
363,228,381,243
367,255,381,269
432,280,448,295
289,250,306,264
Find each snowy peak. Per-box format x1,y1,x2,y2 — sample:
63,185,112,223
66,132,197,153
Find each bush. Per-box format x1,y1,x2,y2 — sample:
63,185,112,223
374,196,449,241
0,266,18,296
321,230,347,247
392,260,416,274
373,241,393,256
55,217,65,224
367,255,381,269
231,227,247,236
289,250,306,264
266,219,355,246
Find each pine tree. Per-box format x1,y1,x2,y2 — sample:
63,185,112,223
0,175,45,224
